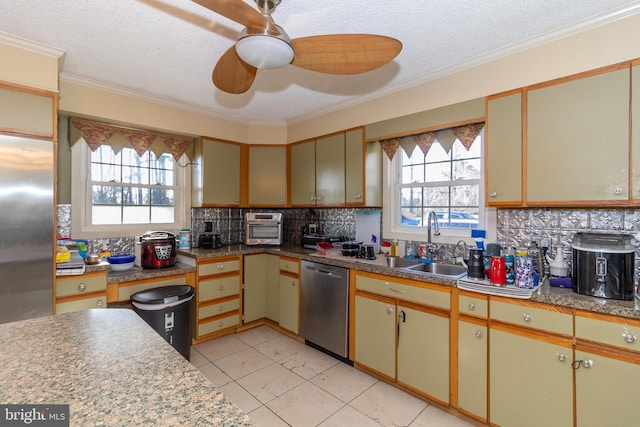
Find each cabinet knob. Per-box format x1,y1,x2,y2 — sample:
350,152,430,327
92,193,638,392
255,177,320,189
355,194,362,200
78,283,86,292
623,333,636,344
523,313,532,322
582,359,593,369
218,305,224,312
218,285,224,291
475,330,482,339
310,196,316,201
291,280,296,286
557,353,566,362
217,264,224,270
468,303,475,311
613,187,623,195
218,322,223,327
96,300,103,307
490,192,497,198
572,359,594,369
386,305,395,315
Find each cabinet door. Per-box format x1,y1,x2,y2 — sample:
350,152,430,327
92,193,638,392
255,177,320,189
248,145,286,206
290,140,316,205
279,274,299,333
486,91,522,206
575,348,640,427
397,305,449,404
354,294,396,380
632,64,640,202
265,255,280,322
315,133,345,205
457,320,487,422
490,328,573,427
243,254,266,323
345,128,364,204
527,67,630,203
201,139,241,205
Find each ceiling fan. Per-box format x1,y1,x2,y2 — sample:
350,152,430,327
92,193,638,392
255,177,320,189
192,0,403,94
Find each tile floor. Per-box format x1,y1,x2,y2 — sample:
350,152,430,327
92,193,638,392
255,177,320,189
191,326,475,427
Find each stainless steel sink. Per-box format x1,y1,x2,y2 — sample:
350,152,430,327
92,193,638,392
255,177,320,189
403,262,467,279
385,257,421,268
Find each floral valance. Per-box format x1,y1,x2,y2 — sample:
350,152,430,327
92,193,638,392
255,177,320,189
378,121,485,160
69,117,195,161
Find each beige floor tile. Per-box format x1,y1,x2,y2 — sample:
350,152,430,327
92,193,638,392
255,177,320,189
318,405,382,427
350,381,427,427
267,381,345,427
237,362,306,404
280,345,339,379
215,347,276,380
236,325,283,347
189,347,209,367
409,405,475,427
310,363,378,403
195,334,250,361
254,334,307,362
248,406,290,427
219,381,262,414
195,362,233,388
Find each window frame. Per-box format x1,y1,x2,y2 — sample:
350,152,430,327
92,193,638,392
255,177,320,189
71,141,190,239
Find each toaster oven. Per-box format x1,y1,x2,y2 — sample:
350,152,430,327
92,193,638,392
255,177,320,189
245,212,283,245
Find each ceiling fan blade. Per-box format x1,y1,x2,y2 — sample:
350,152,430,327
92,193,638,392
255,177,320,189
192,0,280,34
291,34,402,75
212,46,257,94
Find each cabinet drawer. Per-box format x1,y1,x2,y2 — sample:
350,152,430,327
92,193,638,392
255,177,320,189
198,259,240,277
356,274,450,309
459,294,488,318
118,277,187,301
279,258,299,274
198,314,239,336
490,300,572,335
56,274,106,298
575,313,640,353
198,276,240,302
56,296,106,314
198,298,240,320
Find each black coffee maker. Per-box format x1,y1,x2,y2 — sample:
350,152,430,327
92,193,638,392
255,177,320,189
467,248,485,279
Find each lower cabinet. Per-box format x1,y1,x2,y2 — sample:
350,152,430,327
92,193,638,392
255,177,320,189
354,293,396,379
457,319,487,421
55,271,107,314
243,253,280,324
278,271,299,334
196,257,241,339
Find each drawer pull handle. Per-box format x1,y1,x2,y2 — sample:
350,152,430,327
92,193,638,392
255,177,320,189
523,313,532,322
572,359,594,369
218,285,224,291
624,334,636,344
468,303,475,311
557,353,566,362
96,300,103,307
218,322,223,327
490,191,497,198
78,283,86,292
475,330,482,339
291,280,296,286
218,306,224,312
386,305,395,315
389,287,406,294
217,264,224,270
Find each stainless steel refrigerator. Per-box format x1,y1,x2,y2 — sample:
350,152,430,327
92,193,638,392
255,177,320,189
0,134,54,324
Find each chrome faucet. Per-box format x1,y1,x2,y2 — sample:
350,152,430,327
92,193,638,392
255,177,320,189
426,211,441,260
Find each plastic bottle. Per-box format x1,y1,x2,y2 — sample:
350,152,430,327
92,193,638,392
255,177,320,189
390,239,399,257
99,245,111,261
405,241,414,259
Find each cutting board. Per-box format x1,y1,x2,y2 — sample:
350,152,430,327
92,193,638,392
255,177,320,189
355,210,381,254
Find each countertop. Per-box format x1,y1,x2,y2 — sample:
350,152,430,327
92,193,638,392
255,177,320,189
179,243,640,321
84,262,196,284
0,309,254,427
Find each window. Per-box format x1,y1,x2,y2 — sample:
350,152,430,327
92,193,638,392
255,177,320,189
383,126,486,240
90,145,176,225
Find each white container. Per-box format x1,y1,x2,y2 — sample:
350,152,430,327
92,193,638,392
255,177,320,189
179,229,191,249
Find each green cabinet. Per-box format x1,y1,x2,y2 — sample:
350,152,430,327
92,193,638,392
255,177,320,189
290,139,317,205
486,90,522,206
243,253,280,324
248,145,286,206
193,138,241,206
0,86,55,138
631,63,640,202
345,129,364,204
457,320,487,421
354,293,396,379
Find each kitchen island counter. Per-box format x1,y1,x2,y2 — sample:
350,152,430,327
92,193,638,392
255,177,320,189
0,309,254,427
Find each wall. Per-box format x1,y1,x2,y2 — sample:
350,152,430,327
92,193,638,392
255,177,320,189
0,39,61,92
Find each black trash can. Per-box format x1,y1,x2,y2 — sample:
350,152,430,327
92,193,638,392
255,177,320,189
131,285,194,360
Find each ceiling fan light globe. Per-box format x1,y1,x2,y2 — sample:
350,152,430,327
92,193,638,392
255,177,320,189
236,35,294,69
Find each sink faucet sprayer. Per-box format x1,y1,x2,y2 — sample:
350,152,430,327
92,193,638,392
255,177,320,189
426,211,441,260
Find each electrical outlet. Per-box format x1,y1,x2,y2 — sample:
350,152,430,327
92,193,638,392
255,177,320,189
540,238,550,249
204,221,213,232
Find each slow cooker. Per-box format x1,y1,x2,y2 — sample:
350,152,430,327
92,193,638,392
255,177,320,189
138,231,177,269
571,232,635,300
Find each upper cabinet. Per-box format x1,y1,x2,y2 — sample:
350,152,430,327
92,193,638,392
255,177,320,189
632,61,640,203
248,145,286,206
315,133,346,205
192,137,244,207
486,90,523,206
0,84,55,139
345,129,365,204
526,65,630,205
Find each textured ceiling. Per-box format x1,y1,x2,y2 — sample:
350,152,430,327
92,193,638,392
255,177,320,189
1,0,639,124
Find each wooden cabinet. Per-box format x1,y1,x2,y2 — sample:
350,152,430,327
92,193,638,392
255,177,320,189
485,90,522,206
242,253,279,323
112,273,194,302
290,139,316,205
315,133,346,205
345,129,365,204
196,257,241,339
573,311,640,427
193,138,243,206
0,84,55,138
489,298,573,427
55,271,107,314
526,65,630,205
631,62,640,202
353,271,451,402
248,145,286,206
278,257,300,333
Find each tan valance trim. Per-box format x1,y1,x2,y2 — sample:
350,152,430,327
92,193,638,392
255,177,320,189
69,117,195,161
378,121,485,160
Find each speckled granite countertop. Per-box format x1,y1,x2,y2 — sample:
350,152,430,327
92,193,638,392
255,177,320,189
0,309,254,427
179,244,640,321
83,262,196,284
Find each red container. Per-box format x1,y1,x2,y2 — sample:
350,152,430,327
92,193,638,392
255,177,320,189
490,256,506,286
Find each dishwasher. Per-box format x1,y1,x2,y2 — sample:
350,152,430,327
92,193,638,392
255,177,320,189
300,261,350,360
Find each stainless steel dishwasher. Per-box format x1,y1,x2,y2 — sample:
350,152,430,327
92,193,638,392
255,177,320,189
300,260,349,359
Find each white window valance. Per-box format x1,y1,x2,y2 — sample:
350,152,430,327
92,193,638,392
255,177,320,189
69,117,195,161
378,121,485,160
